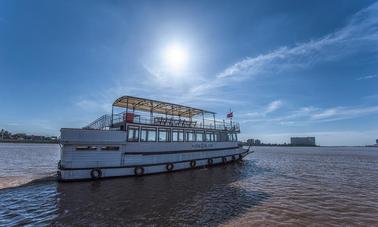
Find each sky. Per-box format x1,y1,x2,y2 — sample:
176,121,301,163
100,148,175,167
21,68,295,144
1,0,378,146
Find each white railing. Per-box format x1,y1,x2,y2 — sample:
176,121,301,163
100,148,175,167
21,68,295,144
111,113,240,132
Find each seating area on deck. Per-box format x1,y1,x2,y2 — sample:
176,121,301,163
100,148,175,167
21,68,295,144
153,117,197,127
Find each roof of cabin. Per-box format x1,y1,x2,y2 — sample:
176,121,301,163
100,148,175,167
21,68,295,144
112,96,215,117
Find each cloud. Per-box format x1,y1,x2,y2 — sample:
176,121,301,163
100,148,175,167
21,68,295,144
217,2,378,79
265,100,283,113
310,106,378,121
180,2,378,101
356,74,378,80
239,104,378,125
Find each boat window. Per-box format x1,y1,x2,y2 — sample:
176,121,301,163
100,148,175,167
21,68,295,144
127,126,139,142
228,133,234,141
76,146,97,151
214,132,219,142
206,132,214,142
141,127,157,142
195,131,204,142
172,130,184,142
158,129,170,142
220,132,228,142
186,130,194,141
228,133,237,141
101,146,120,151
178,130,184,141
172,130,178,142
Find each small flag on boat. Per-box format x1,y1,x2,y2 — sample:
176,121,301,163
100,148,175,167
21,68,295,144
227,111,233,118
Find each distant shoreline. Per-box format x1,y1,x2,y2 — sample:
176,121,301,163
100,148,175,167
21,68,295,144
0,140,58,144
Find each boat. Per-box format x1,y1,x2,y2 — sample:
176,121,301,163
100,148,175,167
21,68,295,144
57,96,252,181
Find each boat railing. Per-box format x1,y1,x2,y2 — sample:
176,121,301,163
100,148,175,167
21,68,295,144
83,114,112,130
111,112,240,132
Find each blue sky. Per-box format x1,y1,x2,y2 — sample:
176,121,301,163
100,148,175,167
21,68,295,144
1,0,377,145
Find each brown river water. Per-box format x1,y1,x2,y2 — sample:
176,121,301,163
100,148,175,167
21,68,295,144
0,143,378,226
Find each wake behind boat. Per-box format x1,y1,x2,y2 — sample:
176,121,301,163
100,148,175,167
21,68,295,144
57,96,252,181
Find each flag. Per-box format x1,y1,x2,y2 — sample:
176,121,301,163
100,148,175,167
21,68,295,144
227,112,233,118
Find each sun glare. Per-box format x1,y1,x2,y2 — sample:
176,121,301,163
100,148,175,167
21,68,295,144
164,44,188,72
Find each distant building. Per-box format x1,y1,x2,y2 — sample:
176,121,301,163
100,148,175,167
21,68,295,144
255,139,261,145
376,139,378,144
290,137,316,146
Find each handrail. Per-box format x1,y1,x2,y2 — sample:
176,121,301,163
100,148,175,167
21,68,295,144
111,113,240,132
83,114,112,130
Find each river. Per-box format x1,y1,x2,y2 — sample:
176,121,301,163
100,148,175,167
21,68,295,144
0,143,377,226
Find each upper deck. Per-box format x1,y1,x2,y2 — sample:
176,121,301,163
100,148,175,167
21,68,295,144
84,96,240,132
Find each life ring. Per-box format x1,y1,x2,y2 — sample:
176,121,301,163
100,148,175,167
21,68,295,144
166,163,174,171
207,158,213,166
232,155,236,161
134,166,144,176
222,157,227,163
90,168,102,179
190,160,196,168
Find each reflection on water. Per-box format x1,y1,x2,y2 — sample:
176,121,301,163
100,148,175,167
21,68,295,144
53,161,268,226
0,161,268,226
1,145,378,226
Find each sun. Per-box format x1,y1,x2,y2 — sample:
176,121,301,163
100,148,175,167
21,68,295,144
163,43,188,72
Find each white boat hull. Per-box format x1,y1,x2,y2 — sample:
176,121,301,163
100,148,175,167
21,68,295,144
58,148,250,181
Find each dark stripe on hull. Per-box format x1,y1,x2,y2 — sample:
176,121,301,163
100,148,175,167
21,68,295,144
124,146,239,155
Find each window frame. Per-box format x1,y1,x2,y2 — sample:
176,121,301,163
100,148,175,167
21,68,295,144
186,130,195,142
205,132,214,142
195,131,204,142
127,126,140,142
158,128,171,142
140,127,157,142
172,129,184,142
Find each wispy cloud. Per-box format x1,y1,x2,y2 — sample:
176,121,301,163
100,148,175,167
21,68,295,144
356,74,378,80
310,106,378,121
240,103,378,124
265,100,283,114
182,2,378,100
217,2,378,79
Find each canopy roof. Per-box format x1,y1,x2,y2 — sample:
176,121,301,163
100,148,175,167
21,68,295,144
113,96,215,118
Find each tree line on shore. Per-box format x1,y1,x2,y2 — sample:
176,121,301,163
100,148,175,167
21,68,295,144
0,129,58,143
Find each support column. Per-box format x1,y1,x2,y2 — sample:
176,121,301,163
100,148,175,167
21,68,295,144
213,113,216,129
202,112,205,129
111,105,114,127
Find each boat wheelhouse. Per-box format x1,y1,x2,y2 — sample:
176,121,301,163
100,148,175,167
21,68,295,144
58,96,252,181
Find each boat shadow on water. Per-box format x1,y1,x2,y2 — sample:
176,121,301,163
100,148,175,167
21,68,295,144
53,159,271,226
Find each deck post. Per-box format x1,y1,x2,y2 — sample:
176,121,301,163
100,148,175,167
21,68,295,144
213,113,216,129
150,101,153,124
124,98,128,130
202,112,205,129
111,105,114,126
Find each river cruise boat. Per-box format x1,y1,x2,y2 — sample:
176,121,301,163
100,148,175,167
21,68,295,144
57,96,252,181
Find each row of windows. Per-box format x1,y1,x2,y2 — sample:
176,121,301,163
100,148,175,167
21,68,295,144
127,126,238,142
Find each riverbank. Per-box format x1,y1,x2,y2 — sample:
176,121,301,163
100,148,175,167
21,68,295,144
0,140,58,144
